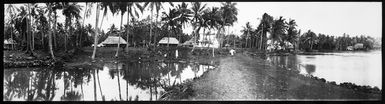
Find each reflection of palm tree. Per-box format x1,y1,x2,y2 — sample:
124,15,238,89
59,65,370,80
61,91,82,101
97,69,105,101
116,62,122,100
93,69,97,101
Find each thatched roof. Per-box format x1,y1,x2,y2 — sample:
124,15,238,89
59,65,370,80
159,37,179,44
100,36,127,45
181,38,196,46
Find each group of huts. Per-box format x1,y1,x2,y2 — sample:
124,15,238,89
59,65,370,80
90,34,220,48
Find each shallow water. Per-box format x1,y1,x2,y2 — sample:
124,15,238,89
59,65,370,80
267,50,382,89
3,61,215,101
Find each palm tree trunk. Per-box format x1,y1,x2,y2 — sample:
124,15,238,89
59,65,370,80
48,5,55,60
92,3,100,60
150,10,153,46
65,19,68,52
32,27,34,51
126,80,128,101
115,14,123,58
260,24,264,50
126,6,130,52
54,12,57,50
93,70,97,101
81,76,84,100
80,3,88,48
117,63,122,100
97,70,104,100
28,4,33,55
154,11,160,47
11,25,14,50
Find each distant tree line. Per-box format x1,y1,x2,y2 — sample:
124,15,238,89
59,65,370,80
4,2,379,61
234,13,379,52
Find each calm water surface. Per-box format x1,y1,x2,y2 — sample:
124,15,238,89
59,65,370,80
267,50,382,89
3,61,215,101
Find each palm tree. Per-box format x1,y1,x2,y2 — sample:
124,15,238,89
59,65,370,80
257,13,274,51
143,2,174,46
30,3,40,51
6,4,18,50
114,2,128,58
220,2,238,48
52,2,64,50
286,19,299,51
46,3,56,60
62,2,82,52
92,2,101,60
270,16,286,51
241,22,253,48
26,4,33,55
190,2,207,45
161,8,181,47
202,7,223,57
79,2,93,47
303,30,317,51
125,2,145,51
175,2,193,42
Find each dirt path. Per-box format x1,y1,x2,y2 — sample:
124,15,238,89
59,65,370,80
192,54,265,100
190,53,381,100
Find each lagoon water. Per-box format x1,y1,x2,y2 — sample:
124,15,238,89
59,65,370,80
3,61,215,101
267,50,382,89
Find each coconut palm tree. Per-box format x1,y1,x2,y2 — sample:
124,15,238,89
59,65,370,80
220,2,238,48
52,2,64,49
6,4,18,50
25,4,33,55
241,22,253,48
257,13,274,51
92,2,101,60
175,2,193,42
79,2,93,47
190,2,207,44
62,2,82,52
143,2,174,46
45,3,56,60
125,2,145,50
303,30,317,51
161,8,181,47
114,2,128,58
270,16,286,51
31,6,48,50
29,3,41,51
286,19,299,51
202,7,223,57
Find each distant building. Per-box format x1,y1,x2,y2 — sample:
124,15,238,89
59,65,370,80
354,43,364,50
196,35,219,48
99,36,128,47
158,37,180,46
180,37,196,47
4,38,17,50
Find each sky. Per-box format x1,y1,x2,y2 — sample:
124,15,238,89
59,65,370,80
5,2,382,38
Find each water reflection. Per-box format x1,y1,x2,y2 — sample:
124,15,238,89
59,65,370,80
304,64,316,76
267,50,382,88
3,62,215,101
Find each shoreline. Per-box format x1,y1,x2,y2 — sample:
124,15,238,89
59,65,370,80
3,47,382,100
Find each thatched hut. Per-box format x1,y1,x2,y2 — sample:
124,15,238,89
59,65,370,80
158,37,179,46
99,36,128,47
